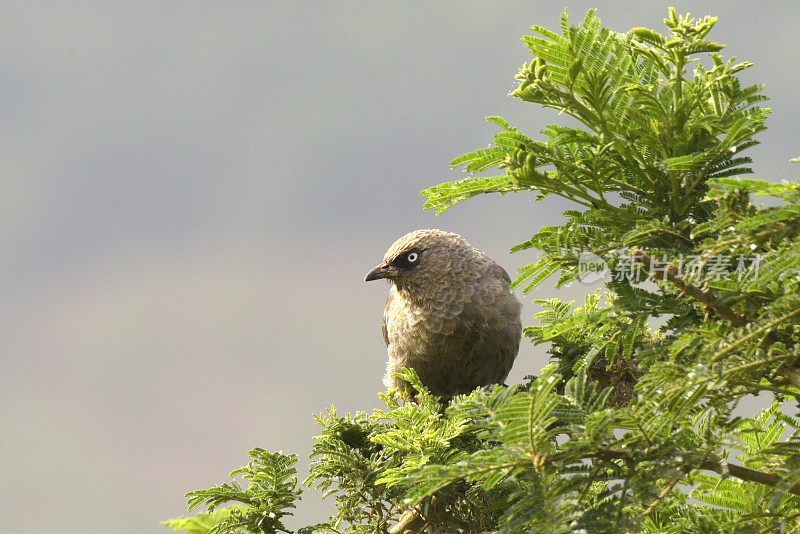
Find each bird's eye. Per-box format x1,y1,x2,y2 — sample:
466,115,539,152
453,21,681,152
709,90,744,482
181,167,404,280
393,250,421,270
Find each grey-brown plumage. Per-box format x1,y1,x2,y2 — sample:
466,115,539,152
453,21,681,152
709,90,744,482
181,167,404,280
365,229,522,397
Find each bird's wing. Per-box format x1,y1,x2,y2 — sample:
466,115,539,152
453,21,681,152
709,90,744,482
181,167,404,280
493,263,512,284
382,288,396,346
454,267,521,386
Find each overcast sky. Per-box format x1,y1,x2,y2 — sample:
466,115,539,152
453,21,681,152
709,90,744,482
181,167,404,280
2,2,799,532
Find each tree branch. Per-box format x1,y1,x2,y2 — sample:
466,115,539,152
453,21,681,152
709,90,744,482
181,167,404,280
780,366,800,390
592,447,800,496
630,250,800,389
703,460,800,496
629,250,746,327
389,509,424,534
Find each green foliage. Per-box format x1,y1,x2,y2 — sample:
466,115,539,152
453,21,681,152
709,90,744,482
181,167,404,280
165,449,302,534
168,8,800,533
423,7,768,293
163,509,246,534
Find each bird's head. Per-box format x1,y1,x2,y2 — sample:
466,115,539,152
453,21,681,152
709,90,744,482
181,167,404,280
364,229,479,291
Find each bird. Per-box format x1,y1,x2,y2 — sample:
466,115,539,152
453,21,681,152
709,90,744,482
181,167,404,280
364,229,522,398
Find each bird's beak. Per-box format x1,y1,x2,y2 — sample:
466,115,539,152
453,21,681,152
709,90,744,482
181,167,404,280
365,263,397,282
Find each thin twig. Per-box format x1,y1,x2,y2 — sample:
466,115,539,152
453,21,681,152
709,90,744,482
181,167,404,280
642,475,681,515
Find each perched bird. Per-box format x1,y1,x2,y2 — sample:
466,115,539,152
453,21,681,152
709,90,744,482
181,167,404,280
365,229,522,397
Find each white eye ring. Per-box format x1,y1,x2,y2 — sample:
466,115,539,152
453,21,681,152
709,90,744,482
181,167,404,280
406,252,419,263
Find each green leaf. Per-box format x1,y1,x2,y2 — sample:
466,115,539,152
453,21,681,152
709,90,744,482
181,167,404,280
161,508,238,534
421,175,525,214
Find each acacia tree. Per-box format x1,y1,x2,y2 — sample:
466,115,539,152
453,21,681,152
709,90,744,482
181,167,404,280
165,9,800,533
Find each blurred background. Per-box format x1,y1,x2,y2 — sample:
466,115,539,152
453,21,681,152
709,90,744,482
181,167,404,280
2,2,799,532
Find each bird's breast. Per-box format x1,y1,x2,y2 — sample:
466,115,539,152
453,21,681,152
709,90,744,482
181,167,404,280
385,291,475,358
